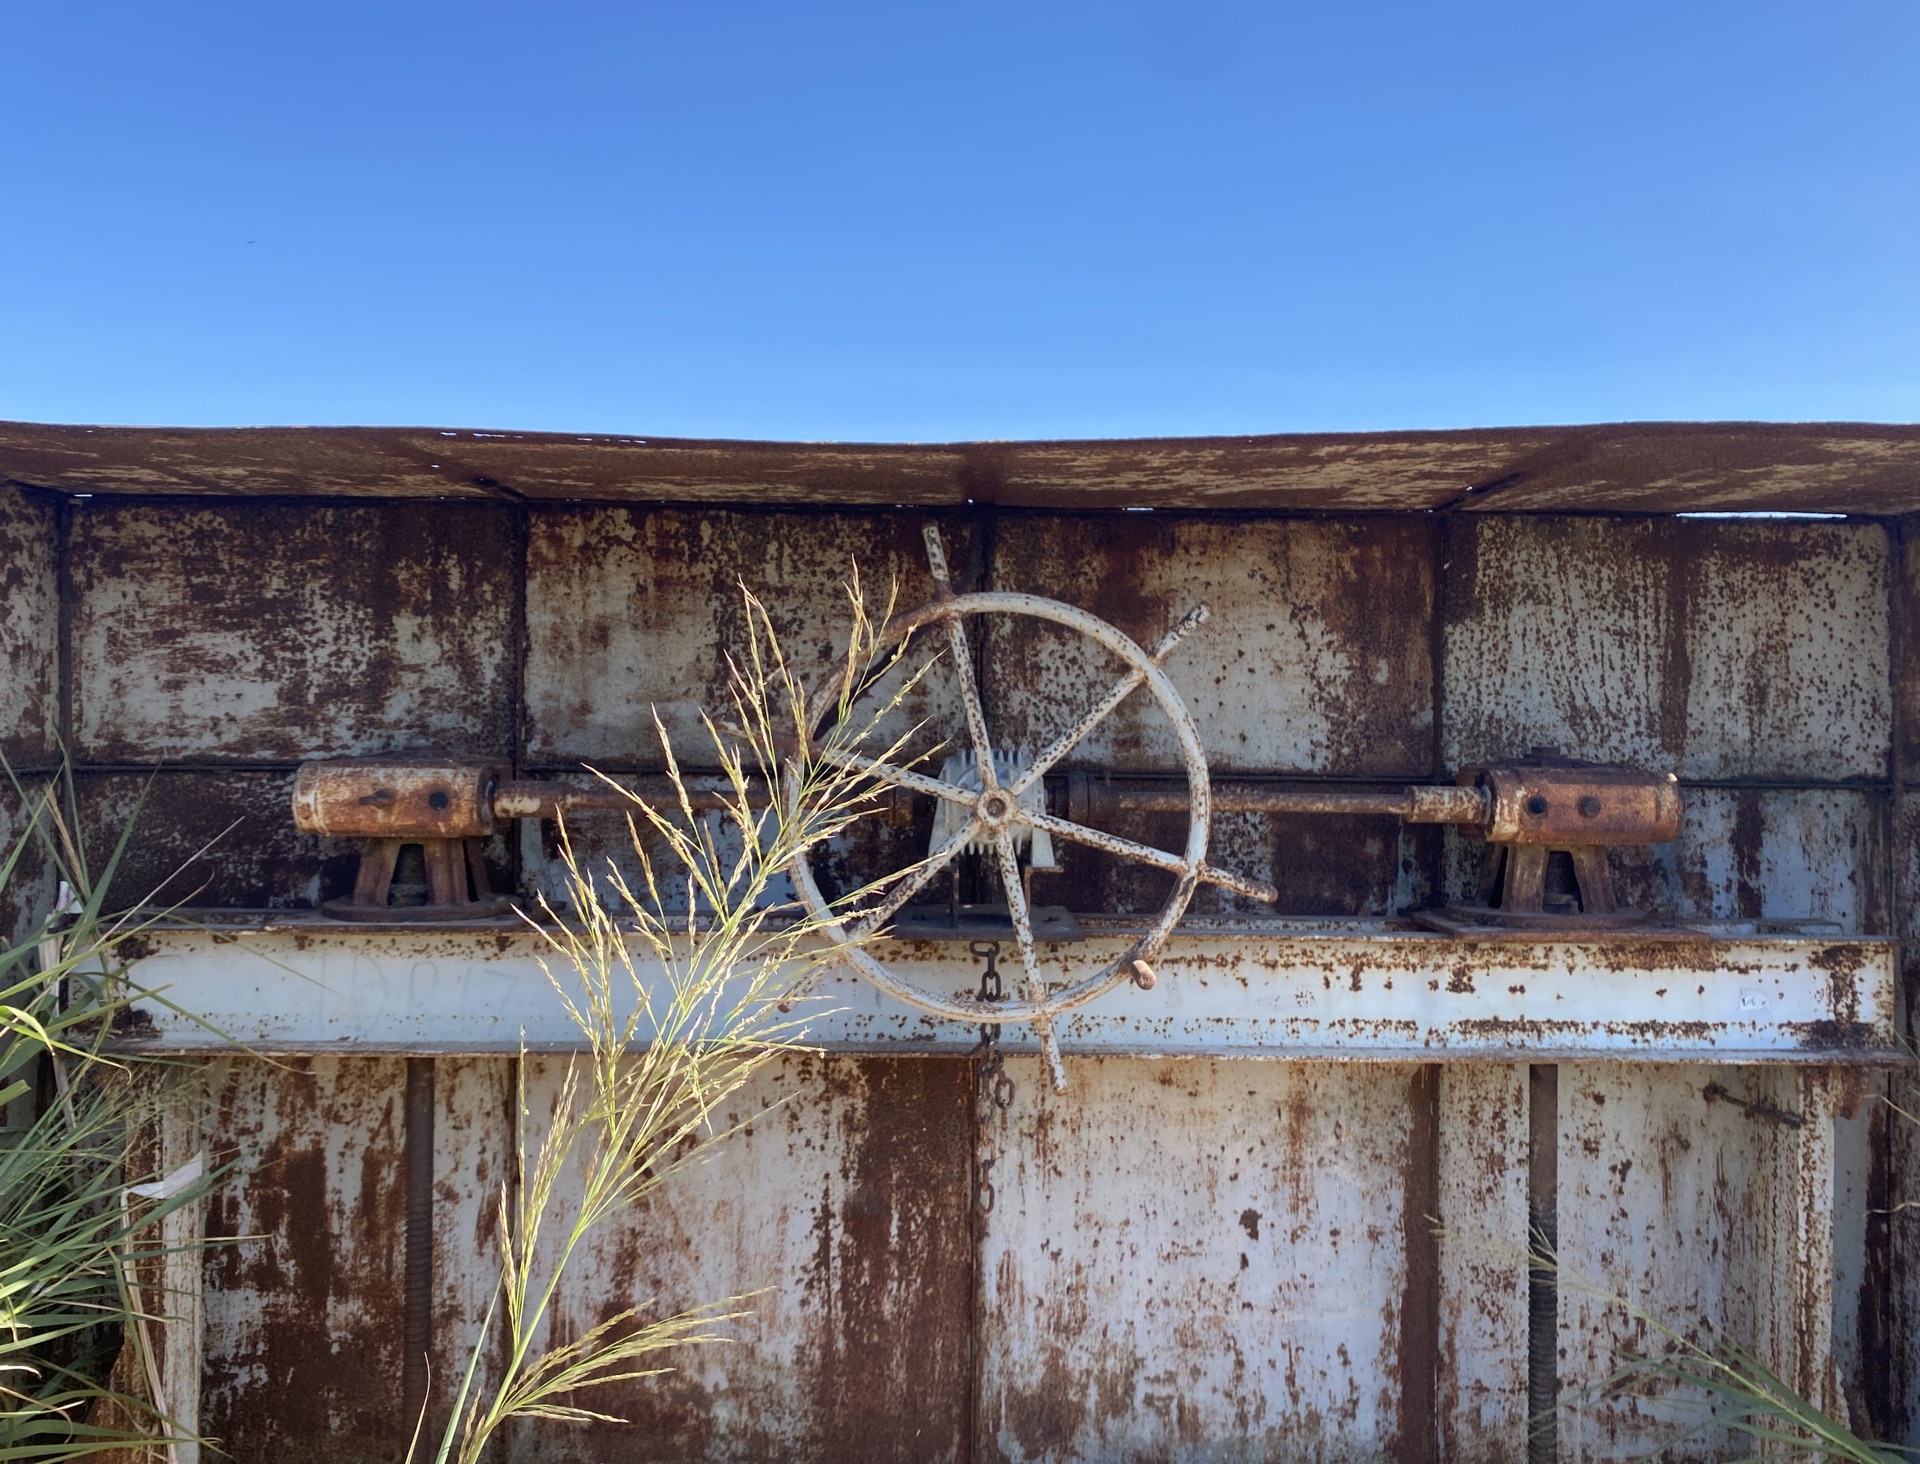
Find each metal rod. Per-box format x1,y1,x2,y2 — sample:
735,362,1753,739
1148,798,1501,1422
490,771,1488,826
1065,774,1489,826
493,778,740,819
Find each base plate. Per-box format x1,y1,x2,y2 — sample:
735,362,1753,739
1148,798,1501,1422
321,896,520,924
1413,905,1707,943
889,903,1085,943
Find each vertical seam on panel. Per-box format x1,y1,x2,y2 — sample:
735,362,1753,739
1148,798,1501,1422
508,504,531,899
55,495,74,761
1397,1064,1441,1464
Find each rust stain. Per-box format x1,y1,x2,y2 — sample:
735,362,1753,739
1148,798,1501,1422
70,499,516,762
200,1057,411,1464
0,483,59,765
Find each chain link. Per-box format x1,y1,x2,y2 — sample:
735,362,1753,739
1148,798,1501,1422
970,941,1015,1218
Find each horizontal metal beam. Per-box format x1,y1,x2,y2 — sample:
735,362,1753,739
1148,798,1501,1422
119,915,1899,1065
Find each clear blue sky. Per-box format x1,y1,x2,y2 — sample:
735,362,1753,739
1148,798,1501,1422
3,1,1916,440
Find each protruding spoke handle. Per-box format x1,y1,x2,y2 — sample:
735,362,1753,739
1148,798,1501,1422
995,828,1069,1092
1036,1022,1067,1094
922,523,955,595
946,616,999,792
925,523,999,791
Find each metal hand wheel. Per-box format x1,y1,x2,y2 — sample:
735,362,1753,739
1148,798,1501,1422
785,526,1276,1091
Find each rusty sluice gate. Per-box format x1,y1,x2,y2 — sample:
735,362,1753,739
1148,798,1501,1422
205,520,1886,1459
38,473,1903,1459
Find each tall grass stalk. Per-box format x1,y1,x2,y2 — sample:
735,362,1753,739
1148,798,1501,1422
431,576,927,1463
1,764,220,1461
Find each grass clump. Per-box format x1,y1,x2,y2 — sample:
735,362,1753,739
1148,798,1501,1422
1,767,216,1461
427,576,922,1463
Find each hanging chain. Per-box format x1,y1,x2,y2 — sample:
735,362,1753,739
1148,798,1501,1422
969,941,1016,1218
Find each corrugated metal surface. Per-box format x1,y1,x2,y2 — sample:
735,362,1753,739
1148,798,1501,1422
6,470,1913,1458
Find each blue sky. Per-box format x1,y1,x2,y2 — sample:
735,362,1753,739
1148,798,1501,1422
3,1,1916,439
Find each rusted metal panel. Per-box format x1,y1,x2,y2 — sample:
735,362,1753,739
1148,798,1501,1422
0,778,58,943
73,769,410,909
985,515,1435,777
523,506,971,767
1894,516,1920,772
1435,1064,1529,1460
69,500,516,762
1553,1064,1848,1455
1444,516,1890,782
975,1057,1421,1461
1681,520,1891,781
20,477,1911,1450
490,1052,973,1462
1885,792,1920,1442
427,1057,518,1450
199,1056,411,1464
1032,804,1426,920
12,419,1920,514
1881,1064,1920,1444
0,483,59,765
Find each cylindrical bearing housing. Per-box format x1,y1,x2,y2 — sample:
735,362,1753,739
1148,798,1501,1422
291,759,503,839
1476,764,1681,845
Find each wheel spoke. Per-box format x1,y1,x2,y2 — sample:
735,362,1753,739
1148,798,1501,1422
1005,602,1211,802
1024,809,1278,903
1023,808,1184,874
814,744,976,807
943,618,999,791
1004,663,1148,800
850,815,983,935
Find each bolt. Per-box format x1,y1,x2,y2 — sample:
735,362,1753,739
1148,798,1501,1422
1526,795,1549,816
1578,795,1602,818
